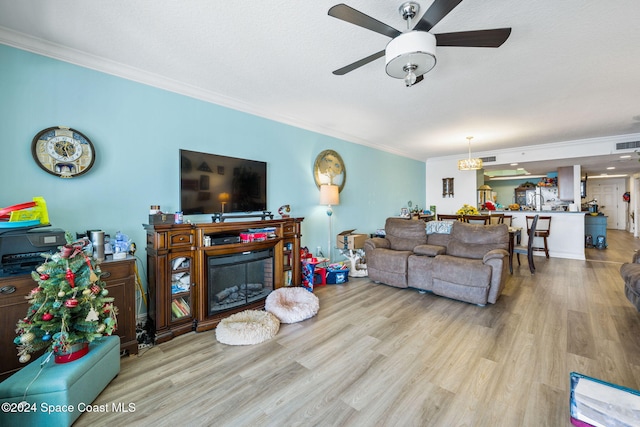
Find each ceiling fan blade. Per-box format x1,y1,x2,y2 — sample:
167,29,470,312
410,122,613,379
328,4,401,38
435,28,512,47
413,0,463,32
332,50,385,75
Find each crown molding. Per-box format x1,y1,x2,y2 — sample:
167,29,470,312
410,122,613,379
0,26,420,161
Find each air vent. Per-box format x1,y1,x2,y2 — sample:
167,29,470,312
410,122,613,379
616,141,640,150
479,156,496,163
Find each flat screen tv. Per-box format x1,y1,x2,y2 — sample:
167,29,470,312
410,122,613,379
180,149,267,215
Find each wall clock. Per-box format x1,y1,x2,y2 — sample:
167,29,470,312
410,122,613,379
313,149,346,192
31,126,96,178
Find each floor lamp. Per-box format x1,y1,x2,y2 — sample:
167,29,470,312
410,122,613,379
319,184,339,262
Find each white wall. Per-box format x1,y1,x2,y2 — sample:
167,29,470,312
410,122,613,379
426,134,640,215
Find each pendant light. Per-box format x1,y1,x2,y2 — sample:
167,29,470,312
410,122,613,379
458,136,483,171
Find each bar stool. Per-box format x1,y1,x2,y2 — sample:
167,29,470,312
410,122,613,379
526,215,551,258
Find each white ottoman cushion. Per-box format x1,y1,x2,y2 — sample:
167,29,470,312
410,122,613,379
265,287,320,324
215,310,280,345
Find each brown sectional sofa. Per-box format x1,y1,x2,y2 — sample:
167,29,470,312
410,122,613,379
364,217,510,306
620,251,640,311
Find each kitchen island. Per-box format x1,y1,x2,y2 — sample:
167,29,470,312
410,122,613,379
493,211,586,260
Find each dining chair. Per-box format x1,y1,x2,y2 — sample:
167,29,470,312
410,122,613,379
463,215,490,225
488,213,504,225
514,215,538,274
502,215,513,226
437,214,461,221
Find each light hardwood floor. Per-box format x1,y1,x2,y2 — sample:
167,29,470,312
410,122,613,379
75,230,640,427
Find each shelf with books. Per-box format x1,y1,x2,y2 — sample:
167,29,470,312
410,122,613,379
167,252,194,327
283,270,293,287
171,296,191,320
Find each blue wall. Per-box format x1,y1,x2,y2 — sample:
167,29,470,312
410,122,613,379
0,44,425,302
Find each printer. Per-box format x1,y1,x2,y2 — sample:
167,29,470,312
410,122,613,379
0,227,66,277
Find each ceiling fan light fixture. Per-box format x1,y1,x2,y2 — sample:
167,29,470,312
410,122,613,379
385,31,436,83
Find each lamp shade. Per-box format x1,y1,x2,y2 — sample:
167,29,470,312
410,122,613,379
319,184,339,206
458,158,483,171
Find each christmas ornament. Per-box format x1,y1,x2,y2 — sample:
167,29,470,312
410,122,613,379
53,300,62,309
42,312,53,321
83,255,99,283
85,307,99,322
40,273,50,280
91,284,101,294
20,332,35,344
36,265,46,274
101,289,109,296
57,291,66,298
96,324,106,333
66,267,75,288
42,333,51,341
82,289,91,296
64,298,78,308
19,354,31,363
30,287,41,296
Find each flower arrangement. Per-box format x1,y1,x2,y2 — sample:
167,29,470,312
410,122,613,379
482,201,496,211
456,204,479,216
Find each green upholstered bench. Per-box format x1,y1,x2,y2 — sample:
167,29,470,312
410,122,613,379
0,336,120,427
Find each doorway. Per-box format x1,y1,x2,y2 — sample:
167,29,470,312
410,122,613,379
587,178,626,230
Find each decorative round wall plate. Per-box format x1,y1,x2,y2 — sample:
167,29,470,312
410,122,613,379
313,149,346,192
31,126,95,178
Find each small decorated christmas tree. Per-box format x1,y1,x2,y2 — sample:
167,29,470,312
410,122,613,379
15,232,117,363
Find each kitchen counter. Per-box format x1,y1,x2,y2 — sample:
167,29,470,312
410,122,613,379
492,211,585,260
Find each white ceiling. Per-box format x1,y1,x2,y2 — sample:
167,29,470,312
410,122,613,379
1,0,640,176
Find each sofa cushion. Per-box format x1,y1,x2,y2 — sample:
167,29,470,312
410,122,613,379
368,248,413,273
432,255,492,287
447,222,508,259
385,218,427,251
426,232,451,248
413,244,446,256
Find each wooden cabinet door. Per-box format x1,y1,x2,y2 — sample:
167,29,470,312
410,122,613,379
0,275,42,381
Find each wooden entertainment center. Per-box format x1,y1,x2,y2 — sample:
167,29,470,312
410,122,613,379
144,217,303,344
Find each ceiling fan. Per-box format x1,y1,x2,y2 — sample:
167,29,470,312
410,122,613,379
328,0,512,86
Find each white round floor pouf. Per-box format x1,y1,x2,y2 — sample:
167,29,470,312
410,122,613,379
265,287,320,324
215,310,280,345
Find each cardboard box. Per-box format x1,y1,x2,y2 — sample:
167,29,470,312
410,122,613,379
336,229,367,250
